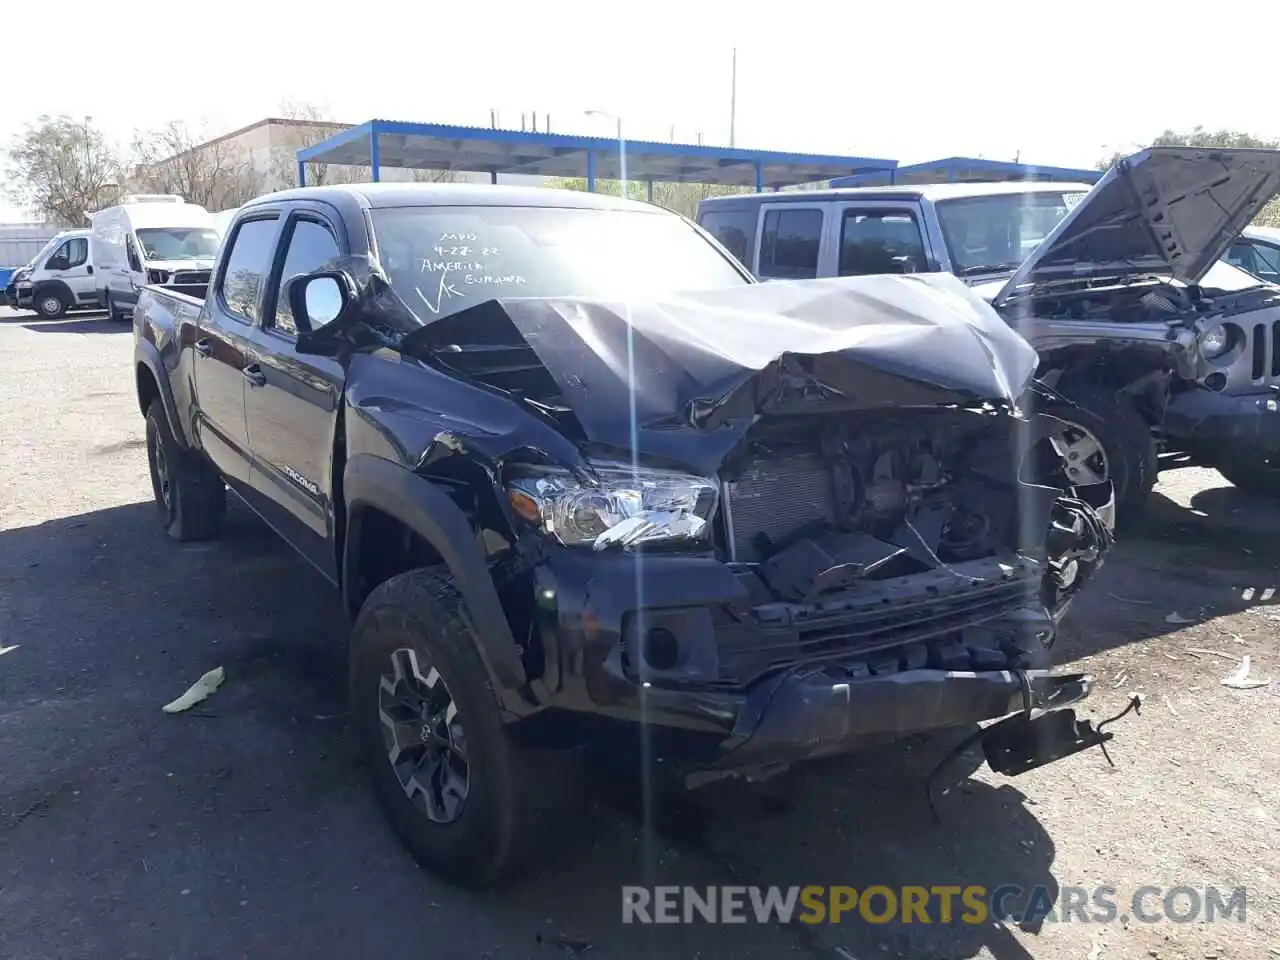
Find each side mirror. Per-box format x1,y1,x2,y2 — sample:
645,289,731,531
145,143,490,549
289,272,351,334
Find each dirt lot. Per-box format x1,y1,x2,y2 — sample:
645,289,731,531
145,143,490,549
1,306,1277,960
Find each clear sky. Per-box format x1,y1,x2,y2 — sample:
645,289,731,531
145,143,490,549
4,0,1279,221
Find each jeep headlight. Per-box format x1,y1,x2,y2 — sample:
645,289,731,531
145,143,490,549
1199,324,1231,359
506,463,718,550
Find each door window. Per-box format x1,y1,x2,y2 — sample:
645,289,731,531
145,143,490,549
45,237,88,270
758,208,823,279
272,218,341,336
838,209,927,276
216,217,280,324
698,207,756,265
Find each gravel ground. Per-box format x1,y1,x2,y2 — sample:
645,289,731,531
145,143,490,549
1,307,1277,960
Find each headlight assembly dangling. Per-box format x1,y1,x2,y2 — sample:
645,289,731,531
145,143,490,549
506,463,719,550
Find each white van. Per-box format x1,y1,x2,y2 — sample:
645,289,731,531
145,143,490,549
11,228,98,318
90,195,220,322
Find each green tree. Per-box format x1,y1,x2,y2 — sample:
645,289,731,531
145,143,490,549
4,115,122,225
1096,127,1280,225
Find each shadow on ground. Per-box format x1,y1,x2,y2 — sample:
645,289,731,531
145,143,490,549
10,310,128,335
0,496,1082,959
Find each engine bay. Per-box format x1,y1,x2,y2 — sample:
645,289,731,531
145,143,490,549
719,409,1108,609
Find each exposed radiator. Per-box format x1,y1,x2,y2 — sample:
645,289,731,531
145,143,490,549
723,451,836,562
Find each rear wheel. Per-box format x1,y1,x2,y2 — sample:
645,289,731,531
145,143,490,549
35,290,68,319
105,292,122,322
145,399,226,541
350,568,582,887
1036,383,1157,509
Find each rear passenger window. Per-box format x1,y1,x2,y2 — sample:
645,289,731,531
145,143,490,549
699,208,756,265
838,209,927,276
759,208,823,279
273,218,341,336
218,217,279,324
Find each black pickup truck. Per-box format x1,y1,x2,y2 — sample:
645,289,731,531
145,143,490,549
133,183,1119,886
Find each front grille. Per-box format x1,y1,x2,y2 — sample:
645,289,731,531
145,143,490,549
170,269,211,287
1248,320,1280,381
723,451,835,561
715,557,1042,684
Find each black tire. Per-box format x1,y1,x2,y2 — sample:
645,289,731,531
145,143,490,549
1216,453,1280,496
105,292,125,323
1037,383,1157,509
350,568,582,888
145,399,226,540
34,288,68,319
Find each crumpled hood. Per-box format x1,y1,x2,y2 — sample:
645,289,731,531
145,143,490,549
995,146,1280,305
399,273,1039,467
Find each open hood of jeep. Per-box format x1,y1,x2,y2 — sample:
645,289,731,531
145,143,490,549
994,147,1280,306
399,273,1038,469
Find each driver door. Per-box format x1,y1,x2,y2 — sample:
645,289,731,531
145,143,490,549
242,206,349,581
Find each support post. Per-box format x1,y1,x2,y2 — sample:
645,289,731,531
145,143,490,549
369,125,381,182
646,179,654,202
586,150,596,192
490,168,498,185
754,161,763,193
297,159,306,187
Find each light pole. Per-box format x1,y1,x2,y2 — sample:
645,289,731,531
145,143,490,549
584,109,626,195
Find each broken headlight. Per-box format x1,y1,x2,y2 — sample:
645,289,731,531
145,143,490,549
506,463,719,550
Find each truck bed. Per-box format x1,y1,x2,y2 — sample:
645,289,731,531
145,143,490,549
133,283,205,328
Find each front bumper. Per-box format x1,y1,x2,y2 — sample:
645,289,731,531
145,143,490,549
1164,387,1280,449
532,533,1105,775
9,282,33,309
705,666,1093,775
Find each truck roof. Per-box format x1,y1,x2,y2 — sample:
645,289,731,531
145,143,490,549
699,180,1096,209
245,182,667,214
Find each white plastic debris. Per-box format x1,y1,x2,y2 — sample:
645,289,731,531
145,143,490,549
0,644,19,656
162,666,225,713
1222,656,1272,691
1164,612,1195,624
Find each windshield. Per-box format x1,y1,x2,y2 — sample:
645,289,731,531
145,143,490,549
370,205,749,320
935,191,1088,276
135,227,220,262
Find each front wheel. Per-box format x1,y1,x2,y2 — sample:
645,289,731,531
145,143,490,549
1036,384,1157,509
350,568,582,887
35,290,67,319
1216,453,1280,496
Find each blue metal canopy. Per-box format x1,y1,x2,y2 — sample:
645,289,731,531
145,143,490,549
829,156,1103,188
296,119,898,193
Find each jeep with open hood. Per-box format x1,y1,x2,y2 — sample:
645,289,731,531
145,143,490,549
131,183,1118,886
986,147,1280,504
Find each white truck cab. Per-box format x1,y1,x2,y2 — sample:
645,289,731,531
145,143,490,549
90,195,221,322
13,228,97,318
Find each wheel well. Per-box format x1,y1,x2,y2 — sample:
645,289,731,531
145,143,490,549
136,363,160,418
33,280,72,305
1038,347,1170,426
345,505,445,617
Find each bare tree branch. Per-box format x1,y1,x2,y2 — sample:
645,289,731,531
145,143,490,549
129,120,263,210
4,114,123,225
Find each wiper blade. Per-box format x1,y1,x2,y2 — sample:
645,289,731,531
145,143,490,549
955,262,1023,277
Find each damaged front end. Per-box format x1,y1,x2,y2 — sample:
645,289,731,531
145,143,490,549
368,269,1123,786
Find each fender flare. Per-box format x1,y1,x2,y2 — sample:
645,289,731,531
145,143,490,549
31,279,74,309
342,453,535,718
134,339,192,450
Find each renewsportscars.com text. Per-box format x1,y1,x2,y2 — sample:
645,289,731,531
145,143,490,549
621,885,1247,925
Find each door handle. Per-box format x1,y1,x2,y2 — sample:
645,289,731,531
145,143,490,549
242,364,267,388
194,339,213,357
